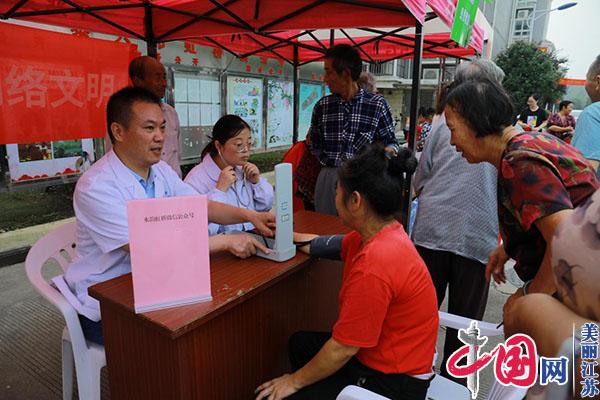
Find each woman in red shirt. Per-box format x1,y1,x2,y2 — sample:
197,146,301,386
255,144,439,400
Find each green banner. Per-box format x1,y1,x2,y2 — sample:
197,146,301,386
451,0,480,48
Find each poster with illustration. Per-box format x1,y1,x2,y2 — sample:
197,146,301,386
7,139,95,182
298,82,324,141
266,79,294,148
227,76,264,149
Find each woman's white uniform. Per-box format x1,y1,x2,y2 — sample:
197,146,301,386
184,154,274,233
53,150,204,322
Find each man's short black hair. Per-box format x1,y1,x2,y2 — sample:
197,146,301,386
443,78,514,138
106,87,161,143
325,44,363,81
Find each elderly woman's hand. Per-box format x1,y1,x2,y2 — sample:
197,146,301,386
485,245,509,284
255,374,301,400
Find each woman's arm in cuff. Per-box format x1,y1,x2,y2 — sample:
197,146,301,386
309,235,344,260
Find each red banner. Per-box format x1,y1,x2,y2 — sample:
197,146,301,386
559,78,586,86
0,22,136,144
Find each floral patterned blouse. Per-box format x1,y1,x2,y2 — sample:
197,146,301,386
546,112,576,141
498,132,599,281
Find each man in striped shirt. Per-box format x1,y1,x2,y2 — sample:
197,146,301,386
309,44,399,215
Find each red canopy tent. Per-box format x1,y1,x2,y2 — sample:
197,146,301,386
191,30,476,65
1,1,425,46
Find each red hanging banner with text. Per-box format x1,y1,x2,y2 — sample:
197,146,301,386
0,22,136,144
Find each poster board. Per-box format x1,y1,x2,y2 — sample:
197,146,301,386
266,79,294,148
227,76,264,149
172,71,221,161
6,139,94,182
297,82,324,142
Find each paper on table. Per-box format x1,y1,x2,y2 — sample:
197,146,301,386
127,195,212,314
175,103,188,127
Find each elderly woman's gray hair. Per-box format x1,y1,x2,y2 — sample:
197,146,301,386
358,72,377,94
455,58,505,84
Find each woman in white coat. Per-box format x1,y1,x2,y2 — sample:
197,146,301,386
185,115,274,233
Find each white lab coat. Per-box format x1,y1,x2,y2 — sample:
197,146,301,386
184,154,274,233
162,103,182,178
53,150,200,321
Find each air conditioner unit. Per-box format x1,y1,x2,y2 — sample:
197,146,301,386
422,69,440,81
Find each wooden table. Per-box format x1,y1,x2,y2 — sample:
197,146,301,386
89,211,350,400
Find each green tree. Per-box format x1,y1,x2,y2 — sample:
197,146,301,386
495,41,568,113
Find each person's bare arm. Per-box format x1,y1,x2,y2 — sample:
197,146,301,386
547,125,571,134
207,201,275,236
529,209,572,294
255,338,359,400
504,293,590,356
209,234,269,258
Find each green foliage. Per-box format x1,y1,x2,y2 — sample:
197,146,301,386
495,41,568,112
248,150,287,173
0,184,75,232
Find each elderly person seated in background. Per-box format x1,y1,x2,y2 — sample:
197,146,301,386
442,78,599,314
517,93,549,132
255,145,438,400
546,100,576,143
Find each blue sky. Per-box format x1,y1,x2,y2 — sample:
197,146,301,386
546,0,600,78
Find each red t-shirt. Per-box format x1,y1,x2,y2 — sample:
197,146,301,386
282,141,307,211
333,222,438,375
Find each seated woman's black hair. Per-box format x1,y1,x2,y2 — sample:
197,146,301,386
201,114,251,159
442,78,514,138
337,143,417,218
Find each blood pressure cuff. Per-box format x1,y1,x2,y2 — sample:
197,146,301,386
309,235,344,260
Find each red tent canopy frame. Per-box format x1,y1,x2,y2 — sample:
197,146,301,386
0,1,480,63
190,29,476,67
1,1,423,46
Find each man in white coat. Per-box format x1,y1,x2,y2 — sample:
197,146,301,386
54,87,274,345
129,55,182,177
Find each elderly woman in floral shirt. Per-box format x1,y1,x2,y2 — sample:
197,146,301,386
442,78,599,312
547,100,577,143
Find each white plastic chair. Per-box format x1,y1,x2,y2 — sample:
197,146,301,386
336,311,505,400
337,385,390,400
25,221,106,400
